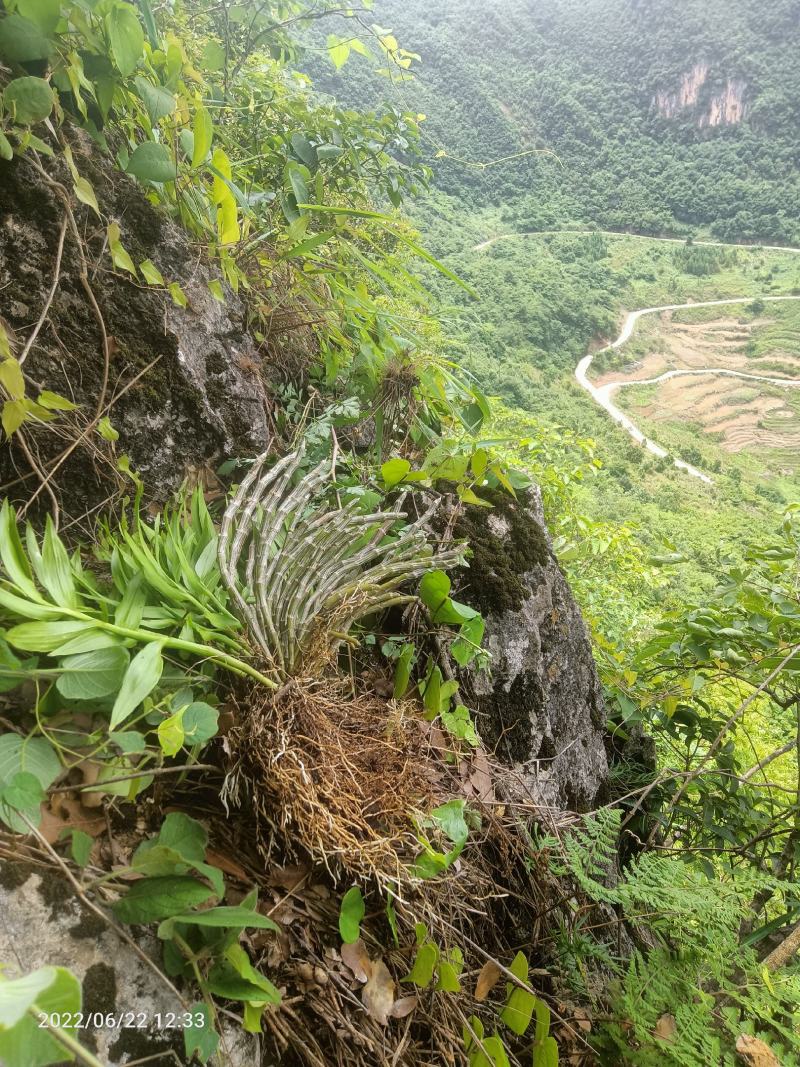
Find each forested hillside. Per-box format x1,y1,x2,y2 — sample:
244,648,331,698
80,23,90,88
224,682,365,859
311,0,800,242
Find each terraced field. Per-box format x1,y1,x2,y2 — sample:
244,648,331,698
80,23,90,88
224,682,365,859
605,304,800,468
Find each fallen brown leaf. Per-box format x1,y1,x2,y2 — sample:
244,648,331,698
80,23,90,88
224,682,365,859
653,1014,677,1042
362,958,394,1026
390,996,417,1019
475,960,502,1001
268,863,310,891
735,1034,782,1067
205,848,249,882
341,939,372,984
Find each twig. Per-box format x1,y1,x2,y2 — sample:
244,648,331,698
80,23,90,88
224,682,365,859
48,763,219,794
19,213,69,366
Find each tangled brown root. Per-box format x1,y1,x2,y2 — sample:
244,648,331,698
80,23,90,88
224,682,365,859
223,677,449,882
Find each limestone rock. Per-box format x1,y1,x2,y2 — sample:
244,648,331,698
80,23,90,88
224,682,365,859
0,861,258,1066
453,487,609,812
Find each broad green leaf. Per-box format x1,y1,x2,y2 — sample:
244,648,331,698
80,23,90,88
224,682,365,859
65,827,93,867
107,3,144,77
15,0,60,34
435,961,462,992
534,997,551,1044
139,259,164,286
158,906,278,938
157,710,184,756
2,399,27,437
0,500,38,599
0,966,82,1067
6,620,96,652
199,39,225,72
107,223,137,276
126,142,178,183
169,281,188,307
134,76,175,124
472,1034,511,1067
0,130,12,161
419,570,451,616
338,885,365,944
531,1035,558,1067
327,33,350,69
1,771,45,812
0,358,25,400
136,810,207,864
2,76,54,126
109,641,164,729
0,14,52,63
404,942,439,988
192,105,213,167
73,175,100,216
181,702,219,744
500,986,535,1036
381,457,411,489
55,645,130,700
207,278,224,302
0,734,60,831
97,415,120,441
113,875,215,923
37,390,77,411
184,1003,219,1064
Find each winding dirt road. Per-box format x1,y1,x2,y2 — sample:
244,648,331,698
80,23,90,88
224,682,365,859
473,231,800,482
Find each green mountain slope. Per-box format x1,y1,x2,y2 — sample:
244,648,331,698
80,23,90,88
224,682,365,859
309,0,800,241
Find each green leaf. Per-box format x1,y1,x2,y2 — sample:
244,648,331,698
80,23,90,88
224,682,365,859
184,1003,219,1064
0,130,12,161
158,906,278,939
381,457,411,489
338,885,365,944
2,76,54,125
181,702,219,745
531,1035,558,1067
0,500,38,598
55,645,130,700
113,875,215,923
534,997,551,1044
0,734,60,831
419,570,451,616
109,641,164,729
138,259,164,286
136,811,207,865
0,14,52,63
404,941,439,988
207,278,224,302
0,357,25,400
6,620,96,653
393,642,414,700
107,3,144,77
435,960,462,993
430,799,469,848
1,771,45,812
0,966,83,1067
65,827,93,867
199,39,225,72
37,390,77,411
473,1034,511,1067
126,142,178,183
2,399,27,437
15,0,60,34
97,415,120,441
327,33,350,70
40,514,77,608
500,986,535,1036
134,76,175,124
192,105,213,167
157,709,184,757
169,281,188,307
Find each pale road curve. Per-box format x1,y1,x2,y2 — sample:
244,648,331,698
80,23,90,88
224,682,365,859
473,230,800,483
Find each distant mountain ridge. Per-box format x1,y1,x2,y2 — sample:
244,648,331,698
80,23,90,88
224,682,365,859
306,0,800,242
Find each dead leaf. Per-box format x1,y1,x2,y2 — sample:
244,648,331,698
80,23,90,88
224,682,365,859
362,958,394,1026
341,939,372,983
469,750,494,802
475,960,502,1001
205,848,249,882
39,796,106,845
390,996,417,1019
735,1034,782,1067
653,1014,677,1043
268,863,310,891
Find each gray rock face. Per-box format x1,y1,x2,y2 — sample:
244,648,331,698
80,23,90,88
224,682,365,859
0,862,258,1066
453,487,609,812
0,133,277,521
